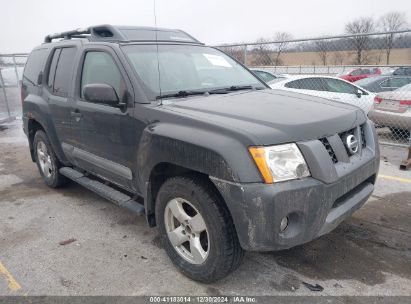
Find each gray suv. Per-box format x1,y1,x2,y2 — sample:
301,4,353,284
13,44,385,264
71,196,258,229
22,25,380,282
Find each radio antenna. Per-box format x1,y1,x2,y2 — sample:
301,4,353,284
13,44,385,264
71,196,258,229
154,0,162,103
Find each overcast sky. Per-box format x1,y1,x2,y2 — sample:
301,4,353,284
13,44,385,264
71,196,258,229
0,0,410,53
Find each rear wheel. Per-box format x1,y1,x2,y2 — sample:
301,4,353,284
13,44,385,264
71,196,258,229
33,130,67,188
156,176,244,282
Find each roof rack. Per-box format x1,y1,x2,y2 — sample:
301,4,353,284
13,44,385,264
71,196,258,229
44,25,203,44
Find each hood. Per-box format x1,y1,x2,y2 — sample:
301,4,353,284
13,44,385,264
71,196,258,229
163,89,366,145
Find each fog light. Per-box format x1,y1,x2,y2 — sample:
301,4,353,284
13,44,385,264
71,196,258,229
280,216,289,232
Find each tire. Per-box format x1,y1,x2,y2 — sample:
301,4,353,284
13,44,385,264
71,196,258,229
155,175,244,283
33,130,67,188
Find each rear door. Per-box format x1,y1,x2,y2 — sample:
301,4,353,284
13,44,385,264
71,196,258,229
43,46,78,146
70,46,137,189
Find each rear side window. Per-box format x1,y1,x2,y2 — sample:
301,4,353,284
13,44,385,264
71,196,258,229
52,48,77,97
23,48,48,84
285,78,326,91
47,49,61,88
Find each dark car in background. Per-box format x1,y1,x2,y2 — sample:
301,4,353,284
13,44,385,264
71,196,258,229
392,66,411,76
340,68,381,82
355,75,411,93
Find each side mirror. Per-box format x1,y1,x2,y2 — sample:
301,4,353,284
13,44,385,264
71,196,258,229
356,89,363,98
37,72,43,85
82,84,119,106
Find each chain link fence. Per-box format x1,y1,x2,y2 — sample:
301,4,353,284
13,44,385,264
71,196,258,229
0,54,27,123
217,30,411,148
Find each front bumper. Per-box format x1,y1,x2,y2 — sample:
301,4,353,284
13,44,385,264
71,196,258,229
212,159,377,251
212,121,380,251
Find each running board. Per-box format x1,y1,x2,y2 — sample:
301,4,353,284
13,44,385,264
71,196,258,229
59,167,145,215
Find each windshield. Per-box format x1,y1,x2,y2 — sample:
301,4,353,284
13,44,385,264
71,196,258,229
121,44,265,100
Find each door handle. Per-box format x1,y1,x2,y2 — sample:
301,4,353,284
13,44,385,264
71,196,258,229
71,109,82,116
70,109,82,119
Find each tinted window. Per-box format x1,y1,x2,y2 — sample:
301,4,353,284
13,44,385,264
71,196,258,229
81,52,124,101
393,68,411,76
350,69,362,76
285,78,326,91
47,49,61,88
53,48,77,96
23,48,48,84
323,78,358,94
381,77,411,89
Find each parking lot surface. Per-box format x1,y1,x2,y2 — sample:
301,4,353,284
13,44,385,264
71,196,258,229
0,121,410,296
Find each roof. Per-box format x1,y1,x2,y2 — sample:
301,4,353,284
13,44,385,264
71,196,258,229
44,24,203,45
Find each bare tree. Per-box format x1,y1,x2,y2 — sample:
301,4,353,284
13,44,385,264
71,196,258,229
220,45,246,64
273,32,292,66
314,39,331,65
345,17,375,64
332,52,344,65
378,11,407,64
252,37,273,66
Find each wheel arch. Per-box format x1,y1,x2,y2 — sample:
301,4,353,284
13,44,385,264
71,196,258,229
144,162,232,229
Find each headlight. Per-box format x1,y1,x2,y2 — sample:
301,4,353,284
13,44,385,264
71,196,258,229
249,143,310,183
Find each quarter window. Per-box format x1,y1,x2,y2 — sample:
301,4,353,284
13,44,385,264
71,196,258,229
23,48,48,84
80,52,125,101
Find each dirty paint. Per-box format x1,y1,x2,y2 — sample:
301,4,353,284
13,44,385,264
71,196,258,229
0,261,21,292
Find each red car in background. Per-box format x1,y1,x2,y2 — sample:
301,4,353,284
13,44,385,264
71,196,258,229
339,67,381,82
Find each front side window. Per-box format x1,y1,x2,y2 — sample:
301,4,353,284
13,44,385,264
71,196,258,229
81,51,125,101
121,44,264,100
323,78,358,94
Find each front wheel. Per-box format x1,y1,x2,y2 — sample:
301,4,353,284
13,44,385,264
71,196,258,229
156,176,244,283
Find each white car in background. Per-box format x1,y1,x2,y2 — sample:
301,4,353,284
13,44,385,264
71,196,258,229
269,75,375,113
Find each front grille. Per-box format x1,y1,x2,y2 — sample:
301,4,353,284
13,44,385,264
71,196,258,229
319,124,367,164
339,127,356,141
319,137,338,164
360,125,366,148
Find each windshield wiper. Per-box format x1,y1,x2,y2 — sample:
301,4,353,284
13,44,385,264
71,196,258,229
156,90,208,100
208,85,263,94
156,85,264,100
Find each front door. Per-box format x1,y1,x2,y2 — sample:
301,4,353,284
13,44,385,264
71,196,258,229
70,48,137,190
